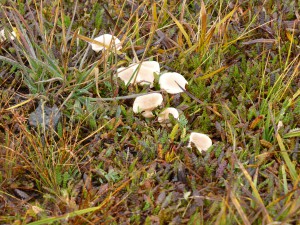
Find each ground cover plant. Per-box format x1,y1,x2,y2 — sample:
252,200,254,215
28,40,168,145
0,0,299,224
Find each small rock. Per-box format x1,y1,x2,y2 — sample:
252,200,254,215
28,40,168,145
28,103,61,130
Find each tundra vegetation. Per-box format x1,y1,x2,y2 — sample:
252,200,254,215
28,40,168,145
0,0,299,224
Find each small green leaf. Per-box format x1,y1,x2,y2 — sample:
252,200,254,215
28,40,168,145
57,122,63,138
169,123,179,142
95,9,104,29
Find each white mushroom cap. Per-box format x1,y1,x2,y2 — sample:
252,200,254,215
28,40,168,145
132,61,160,86
0,29,5,42
117,66,135,85
133,93,163,114
91,34,122,52
159,72,188,94
138,61,160,74
188,132,212,153
117,61,160,87
11,31,16,40
158,107,179,123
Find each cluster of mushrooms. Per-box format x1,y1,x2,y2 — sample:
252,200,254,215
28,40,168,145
0,29,213,153
90,34,213,153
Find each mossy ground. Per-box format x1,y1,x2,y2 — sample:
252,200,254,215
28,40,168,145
0,0,299,224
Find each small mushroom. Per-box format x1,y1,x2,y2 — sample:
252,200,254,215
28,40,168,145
117,61,160,87
91,34,122,52
159,72,188,94
158,107,179,126
188,132,212,153
0,29,16,42
133,93,163,117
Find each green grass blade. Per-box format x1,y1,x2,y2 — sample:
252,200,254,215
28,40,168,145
284,129,300,138
276,132,298,183
0,56,31,74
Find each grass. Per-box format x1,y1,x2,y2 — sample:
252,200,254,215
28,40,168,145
0,0,300,224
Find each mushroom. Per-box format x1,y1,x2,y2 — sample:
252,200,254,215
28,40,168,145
133,93,163,118
188,132,212,153
159,72,188,94
158,107,179,126
117,61,160,87
91,34,122,52
0,29,16,42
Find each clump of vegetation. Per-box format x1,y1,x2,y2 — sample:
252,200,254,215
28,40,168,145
0,0,299,224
